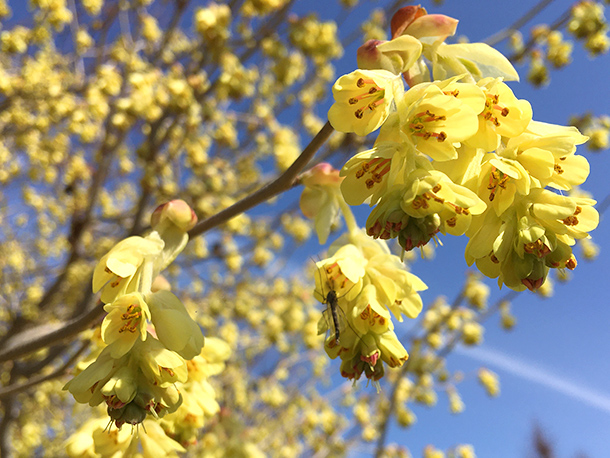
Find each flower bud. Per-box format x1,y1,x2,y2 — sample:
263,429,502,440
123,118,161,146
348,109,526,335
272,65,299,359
400,13,459,41
397,213,441,251
390,5,427,38
108,401,148,428
151,199,197,232
366,190,410,239
301,162,342,188
357,35,422,75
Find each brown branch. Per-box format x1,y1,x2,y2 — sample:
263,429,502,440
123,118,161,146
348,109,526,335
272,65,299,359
0,301,103,363
188,121,335,238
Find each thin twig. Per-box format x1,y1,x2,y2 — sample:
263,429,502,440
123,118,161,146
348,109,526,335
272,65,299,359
484,0,556,46
188,122,335,238
0,341,90,399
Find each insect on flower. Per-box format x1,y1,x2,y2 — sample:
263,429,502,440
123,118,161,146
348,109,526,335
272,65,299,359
313,259,362,347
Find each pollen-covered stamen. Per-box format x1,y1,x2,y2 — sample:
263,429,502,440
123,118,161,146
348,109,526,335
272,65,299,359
411,196,429,210
359,305,386,327
351,78,386,118
446,216,457,227
565,257,577,270
444,89,460,97
554,163,564,174
409,110,448,142
355,157,391,190
483,93,509,127
160,366,175,377
324,263,350,290
562,206,582,226
487,167,509,201
524,239,551,258
119,303,142,333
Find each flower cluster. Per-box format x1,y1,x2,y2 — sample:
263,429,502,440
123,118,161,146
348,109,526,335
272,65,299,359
314,230,427,382
64,200,205,428
327,5,598,292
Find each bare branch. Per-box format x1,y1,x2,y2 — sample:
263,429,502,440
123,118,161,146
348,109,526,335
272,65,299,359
188,121,335,238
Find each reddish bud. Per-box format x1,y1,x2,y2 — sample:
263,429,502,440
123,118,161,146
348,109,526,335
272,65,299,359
151,199,197,231
300,163,342,187
391,5,427,39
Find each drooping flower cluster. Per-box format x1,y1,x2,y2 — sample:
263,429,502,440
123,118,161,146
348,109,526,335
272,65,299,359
64,200,205,428
326,5,598,292
314,230,427,382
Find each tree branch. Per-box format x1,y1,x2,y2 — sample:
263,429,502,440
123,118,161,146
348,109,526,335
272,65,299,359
188,121,335,238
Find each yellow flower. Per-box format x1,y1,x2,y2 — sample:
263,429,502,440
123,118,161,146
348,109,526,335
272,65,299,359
315,231,426,381
328,69,404,136
300,162,344,244
399,84,480,161
478,368,500,397
340,141,405,206
139,419,185,457
134,334,188,387
507,120,590,191
466,78,533,152
477,153,532,216
92,234,164,303
528,188,598,244
146,290,205,360
102,292,151,358
402,169,486,235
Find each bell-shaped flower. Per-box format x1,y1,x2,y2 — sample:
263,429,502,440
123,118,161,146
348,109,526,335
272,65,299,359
477,153,533,216
139,420,186,457
466,78,533,152
328,69,404,136
506,120,590,191
192,336,232,379
315,230,426,381
340,141,407,206
528,188,599,244
133,334,188,387
314,243,366,302
365,250,427,319
63,345,125,406
402,168,487,235
146,290,205,360
400,84,480,161
101,292,151,358
366,186,410,240
351,284,393,336
99,365,138,410
300,163,344,244
92,234,164,304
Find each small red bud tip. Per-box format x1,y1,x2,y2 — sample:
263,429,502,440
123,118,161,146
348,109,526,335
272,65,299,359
522,277,544,292
301,162,342,186
391,5,427,38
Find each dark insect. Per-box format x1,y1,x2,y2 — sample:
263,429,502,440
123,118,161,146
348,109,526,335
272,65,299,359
323,288,341,344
